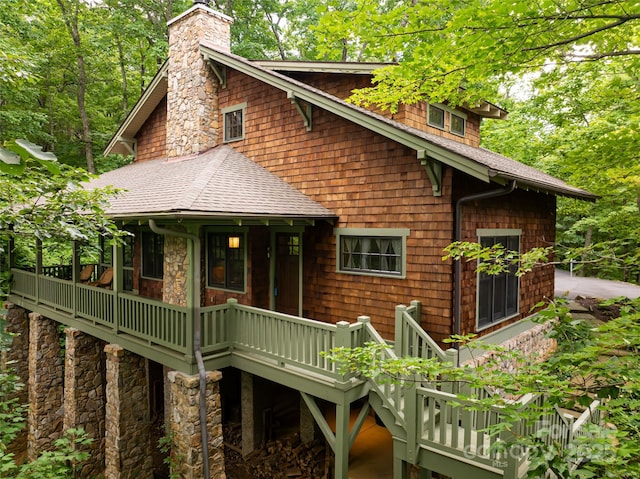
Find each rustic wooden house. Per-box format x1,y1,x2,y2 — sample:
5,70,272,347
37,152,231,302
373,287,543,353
6,2,598,479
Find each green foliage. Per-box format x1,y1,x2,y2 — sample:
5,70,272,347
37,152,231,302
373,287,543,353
0,139,124,245
443,241,552,277
325,298,640,477
480,58,640,283
315,0,640,109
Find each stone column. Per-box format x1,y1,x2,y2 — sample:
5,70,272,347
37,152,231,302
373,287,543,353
168,370,225,479
64,328,105,477
28,312,63,461
104,344,153,478
2,303,29,455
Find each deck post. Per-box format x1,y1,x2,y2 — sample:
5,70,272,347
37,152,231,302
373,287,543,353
104,344,153,478
394,304,407,356
28,312,63,461
443,348,459,394
71,242,80,317
35,239,42,301
334,402,350,479
64,328,106,477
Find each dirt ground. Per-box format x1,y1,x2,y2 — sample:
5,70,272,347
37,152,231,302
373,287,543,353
574,296,621,322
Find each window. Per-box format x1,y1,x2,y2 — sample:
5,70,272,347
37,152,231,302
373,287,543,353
142,231,164,279
336,228,409,278
207,232,245,291
427,105,445,129
477,230,520,329
450,113,466,136
222,103,246,142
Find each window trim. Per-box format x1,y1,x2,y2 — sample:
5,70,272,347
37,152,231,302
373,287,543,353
141,231,164,280
450,112,466,137
222,102,246,143
427,104,445,130
427,102,468,137
334,228,409,279
476,228,521,331
205,228,248,293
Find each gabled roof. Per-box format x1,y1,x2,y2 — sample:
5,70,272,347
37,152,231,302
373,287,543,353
103,43,596,201
254,60,508,119
90,146,336,222
200,43,596,201
103,62,168,157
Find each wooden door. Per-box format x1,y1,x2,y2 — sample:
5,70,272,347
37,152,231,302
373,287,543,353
275,233,300,316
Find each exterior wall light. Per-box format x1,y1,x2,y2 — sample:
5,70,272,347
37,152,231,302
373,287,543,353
228,236,240,249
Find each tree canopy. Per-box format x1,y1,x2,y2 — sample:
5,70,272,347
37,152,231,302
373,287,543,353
314,0,640,109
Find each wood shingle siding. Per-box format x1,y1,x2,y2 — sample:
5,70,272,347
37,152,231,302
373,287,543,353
135,96,167,162
216,68,455,339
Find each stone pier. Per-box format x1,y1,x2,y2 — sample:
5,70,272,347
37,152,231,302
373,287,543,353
168,370,226,479
27,312,64,460
104,344,153,478
64,328,106,477
2,302,29,455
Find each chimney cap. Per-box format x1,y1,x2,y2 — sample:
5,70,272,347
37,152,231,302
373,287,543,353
193,0,210,4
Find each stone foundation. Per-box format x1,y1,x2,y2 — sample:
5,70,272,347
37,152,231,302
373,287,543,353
465,320,557,370
27,312,63,460
64,328,106,477
168,370,226,479
104,344,153,478
2,302,29,455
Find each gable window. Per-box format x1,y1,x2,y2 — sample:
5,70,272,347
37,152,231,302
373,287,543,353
477,229,520,329
335,228,409,278
222,103,246,142
207,232,245,291
450,113,466,136
427,105,445,129
142,231,164,279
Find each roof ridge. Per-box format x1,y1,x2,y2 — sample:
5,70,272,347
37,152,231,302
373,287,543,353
174,146,231,210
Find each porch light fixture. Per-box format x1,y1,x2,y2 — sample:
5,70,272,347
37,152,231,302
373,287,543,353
228,236,240,249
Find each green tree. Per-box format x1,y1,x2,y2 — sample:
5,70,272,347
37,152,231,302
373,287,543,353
314,0,640,109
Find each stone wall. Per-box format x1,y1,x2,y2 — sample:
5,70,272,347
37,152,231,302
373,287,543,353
2,303,29,456
64,328,106,477
27,312,63,460
464,320,557,370
168,371,226,479
163,231,189,307
166,5,232,158
104,344,153,478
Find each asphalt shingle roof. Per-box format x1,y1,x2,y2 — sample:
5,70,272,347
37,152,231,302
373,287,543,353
89,146,336,219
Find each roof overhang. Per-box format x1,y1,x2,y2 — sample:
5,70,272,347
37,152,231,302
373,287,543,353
113,212,336,226
256,60,508,120
103,62,169,156
201,42,494,185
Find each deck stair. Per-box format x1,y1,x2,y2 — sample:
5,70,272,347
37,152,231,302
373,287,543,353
358,302,602,479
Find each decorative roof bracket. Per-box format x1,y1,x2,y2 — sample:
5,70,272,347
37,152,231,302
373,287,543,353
118,137,137,157
417,150,442,196
206,60,227,89
287,92,312,131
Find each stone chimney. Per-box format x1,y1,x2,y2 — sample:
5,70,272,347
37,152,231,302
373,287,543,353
166,3,232,158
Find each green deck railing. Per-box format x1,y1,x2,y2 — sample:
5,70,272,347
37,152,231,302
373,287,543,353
8,267,602,479
9,269,364,380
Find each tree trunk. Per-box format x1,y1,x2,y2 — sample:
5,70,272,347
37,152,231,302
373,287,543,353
56,0,95,173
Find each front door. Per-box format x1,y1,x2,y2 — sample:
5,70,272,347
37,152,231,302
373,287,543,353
274,233,300,316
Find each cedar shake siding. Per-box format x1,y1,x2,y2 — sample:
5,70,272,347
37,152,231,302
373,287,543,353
287,72,482,148
135,96,167,162
454,173,556,337
217,67,455,340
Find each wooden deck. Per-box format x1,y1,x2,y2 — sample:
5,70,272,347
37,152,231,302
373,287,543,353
8,267,601,479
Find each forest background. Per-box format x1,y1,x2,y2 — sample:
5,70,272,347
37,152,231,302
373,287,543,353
1,0,638,282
